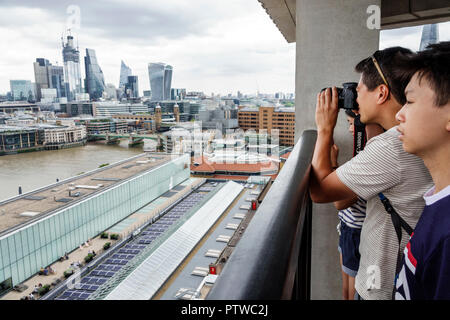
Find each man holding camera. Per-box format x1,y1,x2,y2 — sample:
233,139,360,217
309,47,433,300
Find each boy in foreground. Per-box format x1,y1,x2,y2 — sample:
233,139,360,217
394,42,450,300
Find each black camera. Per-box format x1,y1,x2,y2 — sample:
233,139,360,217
321,82,358,110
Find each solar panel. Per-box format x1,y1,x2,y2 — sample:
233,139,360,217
91,177,121,182
23,195,46,200
161,191,177,198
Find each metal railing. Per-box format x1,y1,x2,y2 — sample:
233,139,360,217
207,129,317,300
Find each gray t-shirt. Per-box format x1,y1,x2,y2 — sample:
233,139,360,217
336,126,433,300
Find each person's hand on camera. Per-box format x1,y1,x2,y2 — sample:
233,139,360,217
315,87,339,134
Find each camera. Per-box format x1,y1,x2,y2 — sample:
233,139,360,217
321,82,358,110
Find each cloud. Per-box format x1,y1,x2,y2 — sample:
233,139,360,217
380,22,450,51
0,1,448,96
0,0,295,95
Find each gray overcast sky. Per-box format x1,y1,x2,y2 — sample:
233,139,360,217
0,1,449,96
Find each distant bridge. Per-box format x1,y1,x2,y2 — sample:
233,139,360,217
88,133,159,146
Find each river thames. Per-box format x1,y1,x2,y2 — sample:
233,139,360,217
0,140,156,202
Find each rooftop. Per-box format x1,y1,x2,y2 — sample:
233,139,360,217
0,153,173,237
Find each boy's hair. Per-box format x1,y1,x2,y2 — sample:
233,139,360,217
355,46,413,105
403,41,450,107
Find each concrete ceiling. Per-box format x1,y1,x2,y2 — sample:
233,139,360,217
257,0,296,43
258,0,450,43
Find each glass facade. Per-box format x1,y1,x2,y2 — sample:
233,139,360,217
124,76,139,99
0,155,190,287
419,24,439,51
84,49,106,100
33,59,50,102
148,63,172,101
164,65,173,101
49,66,66,98
62,35,82,101
119,60,132,89
9,80,34,101
148,63,165,101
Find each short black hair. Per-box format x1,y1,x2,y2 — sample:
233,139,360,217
404,41,450,107
355,46,413,105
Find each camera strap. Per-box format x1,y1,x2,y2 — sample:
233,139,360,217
378,192,413,299
353,115,366,156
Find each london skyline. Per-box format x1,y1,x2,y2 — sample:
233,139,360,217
0,0,449,96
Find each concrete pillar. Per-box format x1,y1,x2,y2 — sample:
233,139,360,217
294,0,381,300
295,0,380,161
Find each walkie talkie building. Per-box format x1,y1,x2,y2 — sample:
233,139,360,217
148,62,173,101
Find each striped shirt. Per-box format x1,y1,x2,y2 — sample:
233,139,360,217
338,197,366,228
336,126,433,300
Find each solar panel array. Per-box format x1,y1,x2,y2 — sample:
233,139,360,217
54,182,222,300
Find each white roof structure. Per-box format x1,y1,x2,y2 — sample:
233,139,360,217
105,180,244,300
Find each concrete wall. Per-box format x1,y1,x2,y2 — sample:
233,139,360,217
294,0,381,299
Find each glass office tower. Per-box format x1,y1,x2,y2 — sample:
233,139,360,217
419,24,439,51
124,75,139,99
119,60,132,89
10,80,34,101
84,48,106,100
148,62,173,101
49,66,66,99
164,65,173,101
33,59,66,101
33,58,51,102
62,34,83,101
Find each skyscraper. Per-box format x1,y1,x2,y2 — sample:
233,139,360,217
419,24,439,51
10,80,34,101
84,48,106,100
124,76,139,99
62,33,82,101
49,65,66,99
119,60,132,89
164,65,173,102
148,62,173,101
33,58,51,102
33,58,66,101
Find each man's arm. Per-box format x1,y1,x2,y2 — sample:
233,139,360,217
334,196,358,211
309,87,357,203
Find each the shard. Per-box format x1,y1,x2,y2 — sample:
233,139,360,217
419,24,439,51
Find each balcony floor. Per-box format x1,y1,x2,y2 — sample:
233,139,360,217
311,203,342,300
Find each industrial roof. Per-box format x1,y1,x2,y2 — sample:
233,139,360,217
104,180,244,300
